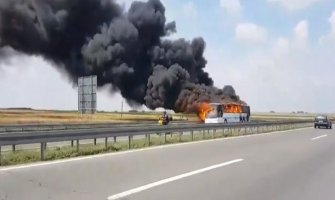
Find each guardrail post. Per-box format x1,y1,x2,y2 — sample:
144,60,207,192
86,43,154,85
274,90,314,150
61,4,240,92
0,146,2,166
164,133,167,143
71,140,74,147
202,130,205,139
76,140,79,152
128,136,132,149
148,134,151,145
213,129,216,138
105,137,108,149
114,136,117,143
40,143,45,161
12,145,16,152
94,138,97,146
191,130,194,141
179,132,182,142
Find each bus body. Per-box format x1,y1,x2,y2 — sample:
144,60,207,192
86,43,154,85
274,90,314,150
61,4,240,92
204,103,250,124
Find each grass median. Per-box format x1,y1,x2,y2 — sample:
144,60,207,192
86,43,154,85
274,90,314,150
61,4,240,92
0,123,311,166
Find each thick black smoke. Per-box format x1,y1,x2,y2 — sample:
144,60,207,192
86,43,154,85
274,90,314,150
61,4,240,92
0,0,246,112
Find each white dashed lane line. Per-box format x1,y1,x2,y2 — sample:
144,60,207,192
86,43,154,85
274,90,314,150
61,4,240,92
311,135,328,140
107,159,244,200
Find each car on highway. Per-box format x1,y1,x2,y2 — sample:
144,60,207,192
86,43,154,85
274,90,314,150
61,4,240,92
314,115,332,129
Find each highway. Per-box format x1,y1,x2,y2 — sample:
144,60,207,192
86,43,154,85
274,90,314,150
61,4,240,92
1,127,334,200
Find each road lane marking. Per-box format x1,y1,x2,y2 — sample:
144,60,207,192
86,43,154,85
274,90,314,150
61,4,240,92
0,127,310,172
107,159,244,200
311,135,328,140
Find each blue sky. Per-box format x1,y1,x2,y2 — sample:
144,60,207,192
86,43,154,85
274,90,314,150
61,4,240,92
1,0,335,113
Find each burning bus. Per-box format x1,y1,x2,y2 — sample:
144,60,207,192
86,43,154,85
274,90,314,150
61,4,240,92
197,103,250,124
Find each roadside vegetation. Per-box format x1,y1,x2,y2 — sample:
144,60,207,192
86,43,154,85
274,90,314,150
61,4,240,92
0,109,193,124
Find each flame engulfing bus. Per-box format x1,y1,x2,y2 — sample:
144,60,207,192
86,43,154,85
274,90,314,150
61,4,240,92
198,103,250,123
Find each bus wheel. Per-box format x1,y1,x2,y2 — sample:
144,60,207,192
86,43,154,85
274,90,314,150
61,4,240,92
224,119,227,123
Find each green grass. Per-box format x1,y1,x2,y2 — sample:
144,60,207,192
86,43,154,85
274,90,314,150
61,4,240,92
0,122,311,166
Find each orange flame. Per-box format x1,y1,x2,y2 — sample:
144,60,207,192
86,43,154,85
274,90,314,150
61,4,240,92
197,102,213,122
224,104,242,113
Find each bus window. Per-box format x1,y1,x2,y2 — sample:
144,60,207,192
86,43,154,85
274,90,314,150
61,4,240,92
224,104,242,113
217,105,223,117
206,105,218,119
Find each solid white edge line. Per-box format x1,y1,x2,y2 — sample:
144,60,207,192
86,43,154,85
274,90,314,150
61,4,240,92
311,134,328,140
0,127,310,172
107,159,244,200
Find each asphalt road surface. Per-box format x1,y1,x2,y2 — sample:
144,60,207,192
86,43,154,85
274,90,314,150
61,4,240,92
1,127,334,200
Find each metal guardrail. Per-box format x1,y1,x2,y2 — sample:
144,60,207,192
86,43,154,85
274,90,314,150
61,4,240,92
0,121,193,133
0,120,312,165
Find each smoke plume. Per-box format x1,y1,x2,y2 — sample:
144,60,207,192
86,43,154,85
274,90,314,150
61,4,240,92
0,0,246,112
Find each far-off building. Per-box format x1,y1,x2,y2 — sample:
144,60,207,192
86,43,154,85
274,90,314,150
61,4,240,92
78,75,97,114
